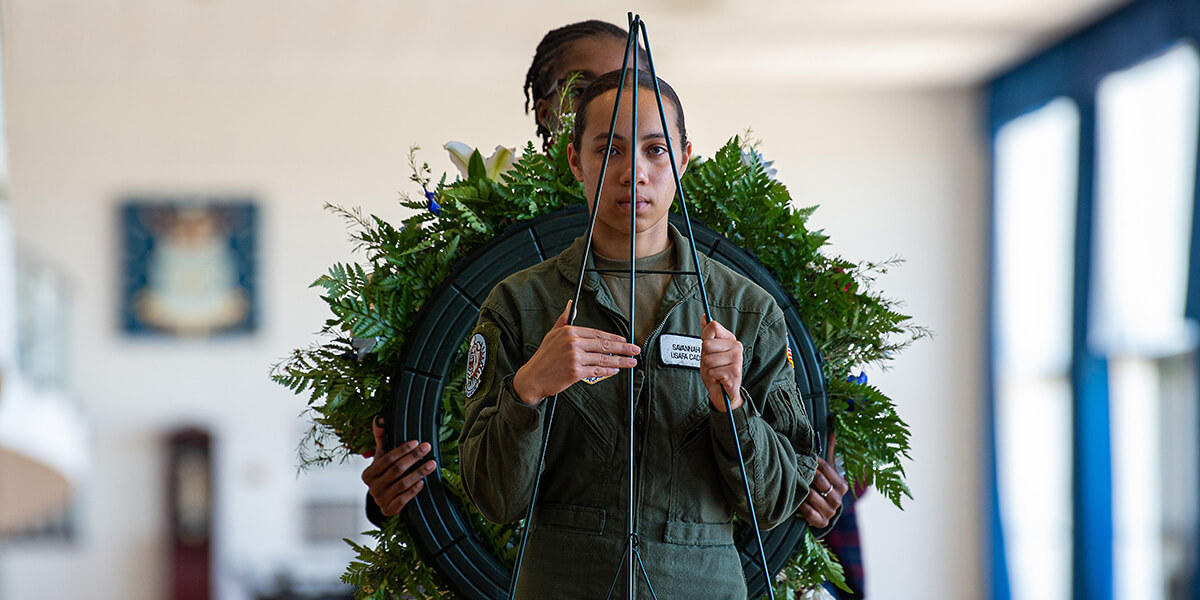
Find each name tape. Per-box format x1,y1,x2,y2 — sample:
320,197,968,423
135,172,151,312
659,333,701,369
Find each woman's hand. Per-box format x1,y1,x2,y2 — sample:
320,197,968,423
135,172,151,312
700,317,743,412
512,301,641,405
800,433,849,528
362,416,436,516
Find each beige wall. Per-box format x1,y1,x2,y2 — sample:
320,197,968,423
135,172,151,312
0,2,988,599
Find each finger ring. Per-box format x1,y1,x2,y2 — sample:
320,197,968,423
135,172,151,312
820,486,834,498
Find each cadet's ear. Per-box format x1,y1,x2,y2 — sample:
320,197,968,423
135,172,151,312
678,140,693,174
567,142,584,183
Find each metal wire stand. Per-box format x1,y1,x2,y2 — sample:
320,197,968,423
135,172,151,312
506,13,776,600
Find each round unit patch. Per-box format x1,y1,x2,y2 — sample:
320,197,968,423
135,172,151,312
465,332,487,398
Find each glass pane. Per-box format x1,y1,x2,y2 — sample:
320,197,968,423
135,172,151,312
995,374,1073,600
1092,43,1199,355
995,98,1079,376
1109,358,1164,600
1094,42,1200,600
1158,353,1200,599
993,97,1080,600
1108,354,1199,600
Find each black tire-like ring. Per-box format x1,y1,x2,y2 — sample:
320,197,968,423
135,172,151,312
389,206,830,599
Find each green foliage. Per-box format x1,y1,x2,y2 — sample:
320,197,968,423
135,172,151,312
770,530,850,598
829,377,913,507
274,130,925,597
342,516,451,599
678,135,928,508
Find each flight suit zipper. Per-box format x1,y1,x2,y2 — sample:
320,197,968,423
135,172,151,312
589,283,692,538
631,296,690,532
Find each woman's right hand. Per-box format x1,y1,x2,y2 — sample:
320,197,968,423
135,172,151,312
512,301,640,405
361,416,436,516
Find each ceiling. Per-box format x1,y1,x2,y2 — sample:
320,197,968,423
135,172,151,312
2,0,1135,88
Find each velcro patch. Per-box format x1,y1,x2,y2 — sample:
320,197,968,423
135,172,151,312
583,368,616,385
464,322,501,401
659,333,702,369
465,332,487,397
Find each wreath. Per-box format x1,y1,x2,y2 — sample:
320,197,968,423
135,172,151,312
273,129,926,599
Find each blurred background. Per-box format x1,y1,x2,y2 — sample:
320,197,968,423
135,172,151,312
1,0,1197,599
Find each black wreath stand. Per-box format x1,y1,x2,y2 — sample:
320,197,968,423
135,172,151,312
506,14,776,600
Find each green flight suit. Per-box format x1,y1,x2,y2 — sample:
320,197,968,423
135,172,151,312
460,225,819,599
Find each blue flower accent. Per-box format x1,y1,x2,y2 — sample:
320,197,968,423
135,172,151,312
843,371,868,411
423,185,441,216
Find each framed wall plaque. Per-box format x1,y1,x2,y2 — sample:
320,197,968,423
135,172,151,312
121,199,257,337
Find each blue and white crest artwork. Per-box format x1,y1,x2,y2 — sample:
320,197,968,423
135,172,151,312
121,199,257,337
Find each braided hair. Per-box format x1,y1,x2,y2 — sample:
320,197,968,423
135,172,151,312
523,20,642,149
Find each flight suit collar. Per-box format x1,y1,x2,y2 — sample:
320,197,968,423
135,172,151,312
554,223,707,308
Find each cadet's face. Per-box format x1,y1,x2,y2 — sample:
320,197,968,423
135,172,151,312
536,36,635,132
568,87,691,245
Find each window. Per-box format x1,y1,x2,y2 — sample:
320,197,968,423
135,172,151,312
1093,42,1200,600
989,3,1200,598
993,97,1080,600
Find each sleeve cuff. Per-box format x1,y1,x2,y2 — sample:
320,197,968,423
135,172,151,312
497,374,545,430
709,388,753,456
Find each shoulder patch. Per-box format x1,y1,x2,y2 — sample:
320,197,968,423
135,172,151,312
465,332,488,397
465,322,501,401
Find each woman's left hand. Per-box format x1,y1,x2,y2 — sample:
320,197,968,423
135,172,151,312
699,317,743,412
799,433,849,528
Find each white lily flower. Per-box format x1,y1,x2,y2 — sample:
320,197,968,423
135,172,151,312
444,141,474,179
443,142,518,181
485,145,516,180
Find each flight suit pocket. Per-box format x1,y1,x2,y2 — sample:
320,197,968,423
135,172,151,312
663,520,734,546
534,502,606,536
667,411,734,539
538,383,618,505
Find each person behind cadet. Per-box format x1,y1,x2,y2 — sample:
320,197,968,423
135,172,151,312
360,18,649,524
824,476,870,598
524,19,648,153
364,18,846,540
521,20,850,537
459,68,818,599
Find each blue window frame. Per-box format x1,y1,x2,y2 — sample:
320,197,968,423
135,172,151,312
988,1,1200,599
